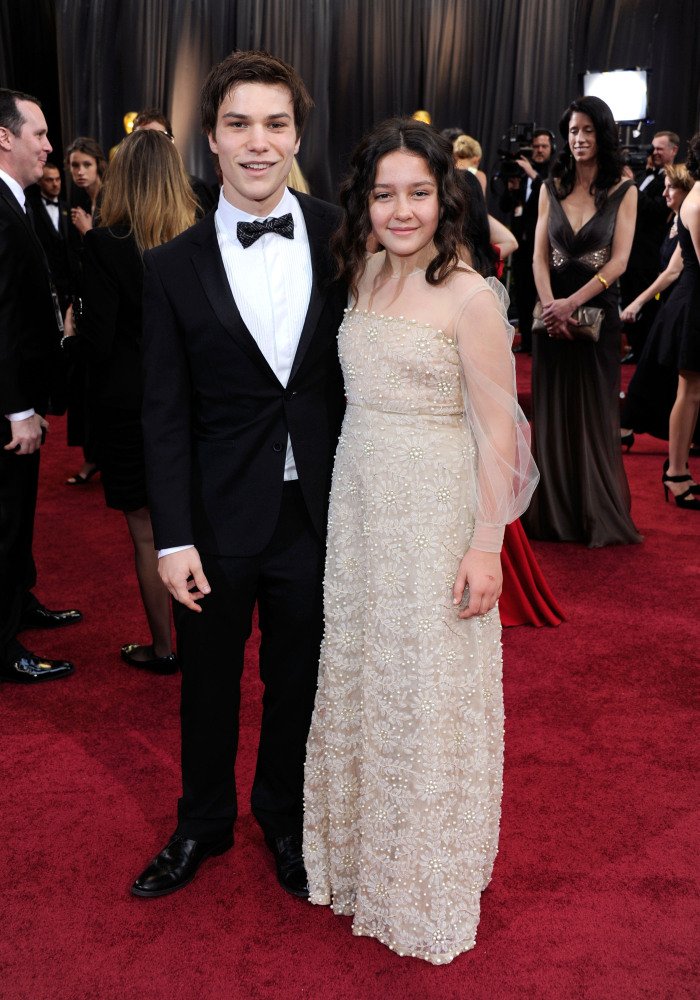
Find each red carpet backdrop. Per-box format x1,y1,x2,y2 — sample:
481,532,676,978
1,373,698,998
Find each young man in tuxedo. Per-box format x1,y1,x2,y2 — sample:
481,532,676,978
132,51,345,899
0,90,82,683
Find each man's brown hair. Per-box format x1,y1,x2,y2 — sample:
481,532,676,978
654,130,680,148
200,49,314,138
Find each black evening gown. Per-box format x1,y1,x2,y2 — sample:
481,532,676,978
647,213,700,373
524,179,642,547
621,217,700,442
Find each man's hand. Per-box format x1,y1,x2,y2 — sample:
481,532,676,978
158,547,211,612
63,303,76,337
515,156,538,181
4,414,48,454
453,548,502,620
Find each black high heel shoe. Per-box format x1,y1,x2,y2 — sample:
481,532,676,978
620,430,635,451
662,460,700,496
662,464,700,510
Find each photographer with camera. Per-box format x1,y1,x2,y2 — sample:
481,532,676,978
497,128,554,352
619,130,680,362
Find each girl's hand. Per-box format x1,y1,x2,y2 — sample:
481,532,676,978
452,548,502,620
71,207,93,235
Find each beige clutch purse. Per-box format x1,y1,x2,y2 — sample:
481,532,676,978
532,301,603,342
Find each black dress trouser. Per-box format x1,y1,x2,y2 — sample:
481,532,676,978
174,481,325,843
0,447,40,663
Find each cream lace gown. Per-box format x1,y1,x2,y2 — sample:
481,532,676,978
303,256,537,964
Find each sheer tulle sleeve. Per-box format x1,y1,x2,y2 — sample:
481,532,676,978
454,278,539,552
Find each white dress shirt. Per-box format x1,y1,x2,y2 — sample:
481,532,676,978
160,187,313,558
1,168,36,423
639,169,662,192
42,198,60,231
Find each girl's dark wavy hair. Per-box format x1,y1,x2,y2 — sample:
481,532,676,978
686,132,700,181
331,117,467,298
550,95,623,209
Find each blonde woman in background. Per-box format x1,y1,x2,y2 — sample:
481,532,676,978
287,156,310,194
453,133,487,194
62,130,198,671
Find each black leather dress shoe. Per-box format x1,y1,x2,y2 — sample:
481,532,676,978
131,832,233,898
0,651,74,683
120,643,179,675
265,834,309,898
21,605,83,630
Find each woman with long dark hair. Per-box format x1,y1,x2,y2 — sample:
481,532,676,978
63,136,108,485
65,135,106,237
303,118,537,963
523,95,641,546
63,129,197,669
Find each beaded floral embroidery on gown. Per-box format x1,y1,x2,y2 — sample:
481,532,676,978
303,256,537,964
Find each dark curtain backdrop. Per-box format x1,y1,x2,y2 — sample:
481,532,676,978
1,0,699,203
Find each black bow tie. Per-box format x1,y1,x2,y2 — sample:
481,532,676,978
237,213,294,248
42,197,58,205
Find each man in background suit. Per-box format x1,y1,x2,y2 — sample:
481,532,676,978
26,161,74,313
620,130,679,361
131,51,345,900
499,129,554,353
0,89,82,683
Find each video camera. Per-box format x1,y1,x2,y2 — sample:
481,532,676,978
491,122,537,194
621,144,652,172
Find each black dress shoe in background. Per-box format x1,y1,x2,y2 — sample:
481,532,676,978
0,650,74,683
120,643,179,675
131,832,233,898
265,834,309,898
21,605,83,630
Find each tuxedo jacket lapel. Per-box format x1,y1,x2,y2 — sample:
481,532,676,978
190,197,338,386
0,180,47,269
191,217,281,384
289,197,337,381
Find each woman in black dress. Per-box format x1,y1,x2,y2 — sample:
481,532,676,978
660,135,700,510
64,137,107,484
524,96,641,547
620,164,697,448
64,130,197,668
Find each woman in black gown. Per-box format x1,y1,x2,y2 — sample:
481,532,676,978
64,137,107,484
659,134,700,510
63,130,197,668
620,164,697,447
523,96,641,547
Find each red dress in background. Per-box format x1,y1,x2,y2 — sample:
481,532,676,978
490,248,564,628
500,520,564,627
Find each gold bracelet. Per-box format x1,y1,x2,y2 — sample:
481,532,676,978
596,273,609,290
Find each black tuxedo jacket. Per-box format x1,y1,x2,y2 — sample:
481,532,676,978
500,174,544,262
141,191,346,557
25,186,74,304
0,177,60,439
628,169,670,273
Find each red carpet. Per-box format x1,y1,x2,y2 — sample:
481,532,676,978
1,366,698,999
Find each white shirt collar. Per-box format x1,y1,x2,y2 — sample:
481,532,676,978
216,186,298,243
0,168,26,209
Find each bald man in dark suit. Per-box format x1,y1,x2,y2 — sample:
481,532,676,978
0,88,81,683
